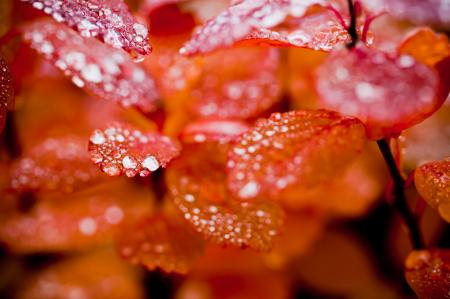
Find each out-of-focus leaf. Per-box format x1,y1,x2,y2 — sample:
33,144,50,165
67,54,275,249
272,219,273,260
117,213,205,274
21,0,151,58
22,18,159,112
316,45,443,140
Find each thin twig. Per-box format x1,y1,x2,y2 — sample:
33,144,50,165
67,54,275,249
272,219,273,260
346,0,359,49
377,139,424,249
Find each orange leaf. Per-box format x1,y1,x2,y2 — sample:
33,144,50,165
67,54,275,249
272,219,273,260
414,157,450,222
166,144,284,251
88,122,180,177
10,135,102,193
405,249,450,299
227,110,366,200
0,179,153,252
117,213,205,274
398,27,450,67
18,250,144,299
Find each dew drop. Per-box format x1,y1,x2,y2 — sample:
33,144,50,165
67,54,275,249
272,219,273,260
142,155,160,171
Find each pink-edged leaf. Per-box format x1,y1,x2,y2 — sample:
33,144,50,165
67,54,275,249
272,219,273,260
88,122,180,177
0,56,13,133
315,45,443,140
180,119,250,144
10,135,102,193
180,0,328,56
186,47,282,119
166,144,284,251
227,110,366,200
414,157,450,223
405,249,450,299
118,213,205,274
21,0,152,57
369,0,450,29
22,18,159,112
243,10,351,51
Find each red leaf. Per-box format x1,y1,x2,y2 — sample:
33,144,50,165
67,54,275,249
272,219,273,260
88,122,180,177
10,135,102,193
181,0,330,56
242,10,351,51
0,180,153,252
315,45,443,140
414,157,450,222
186,47,282,119
22,18,159,112
227,110,366,200
180,119,250,144
21,0,152,58
405,249,450,299
0,56,13,133
117,213,205,274
166,144,284,251
139,0,185,16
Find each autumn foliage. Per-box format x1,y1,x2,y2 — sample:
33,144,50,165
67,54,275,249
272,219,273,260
0,0,449,298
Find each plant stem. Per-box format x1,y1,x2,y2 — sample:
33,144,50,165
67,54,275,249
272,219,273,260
376,139,424,249
346,0,358,49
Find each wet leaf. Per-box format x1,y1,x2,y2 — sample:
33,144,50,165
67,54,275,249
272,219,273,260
371,0,450,29
180,119,250,144
10,135,102,193
186,47,282,119
180,0,328,56
315,45,443,140
117,213,205,274
22,18,159,112
166,144,284,251
18,250,144,299
405,249,450,299
88,122,180,177
227,110,366,200
398,27,450,67
0,180,153,252
21,0,151,57
414,158,450,222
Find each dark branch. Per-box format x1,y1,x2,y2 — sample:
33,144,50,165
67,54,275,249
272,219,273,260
346,0,359,49
377,139,424,249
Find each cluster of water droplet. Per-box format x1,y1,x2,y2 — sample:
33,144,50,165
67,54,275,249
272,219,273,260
21,0,151,57
88,123,180,177
180,0,291,55
227,110,366,200
167,146,284,251
23,19,159,112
